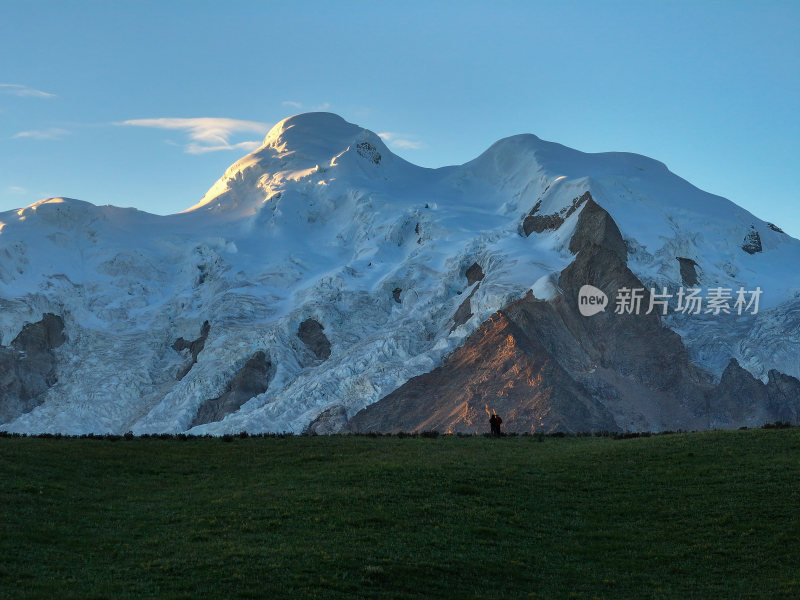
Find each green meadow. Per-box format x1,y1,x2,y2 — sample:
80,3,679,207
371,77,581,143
2,429,799,599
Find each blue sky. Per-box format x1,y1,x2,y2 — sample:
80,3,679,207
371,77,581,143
2,0,798,236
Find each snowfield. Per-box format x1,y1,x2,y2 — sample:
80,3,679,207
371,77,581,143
1,112,798,434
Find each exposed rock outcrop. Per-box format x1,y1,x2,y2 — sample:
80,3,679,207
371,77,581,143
677,257,700,286
465,262,485,286
0,314,66,424
392,288,402,304
356,141,381,164
298,318,331,360
303,404,348,435
522,191,589,236
451,285,479,333
172,320,210,380
567,195,627,261
742,227,763,254
523,209,563,235
190,351,272,427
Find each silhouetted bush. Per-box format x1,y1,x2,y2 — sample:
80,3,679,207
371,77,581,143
612,432,653,440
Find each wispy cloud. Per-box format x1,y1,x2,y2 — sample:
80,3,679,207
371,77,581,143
117,117,270,154
378,132,423,150
0,83,55,98
12,128,70,140
7,186,27,195
281,101,331,112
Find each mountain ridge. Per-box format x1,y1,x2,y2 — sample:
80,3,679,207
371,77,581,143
1,112,798,434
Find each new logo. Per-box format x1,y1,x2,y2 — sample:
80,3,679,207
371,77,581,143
578,285,608,317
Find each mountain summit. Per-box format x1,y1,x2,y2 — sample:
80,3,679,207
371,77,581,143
260,112,384,157
187,112,402,216
1,113,799,434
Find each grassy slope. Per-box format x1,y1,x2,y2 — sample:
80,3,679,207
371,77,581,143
1,430,799,599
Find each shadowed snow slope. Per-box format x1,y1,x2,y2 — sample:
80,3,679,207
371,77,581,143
1,112,798,434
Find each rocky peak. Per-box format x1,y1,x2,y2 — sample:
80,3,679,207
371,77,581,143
567,194,627,262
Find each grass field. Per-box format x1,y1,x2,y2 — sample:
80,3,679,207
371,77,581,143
1,429,799,599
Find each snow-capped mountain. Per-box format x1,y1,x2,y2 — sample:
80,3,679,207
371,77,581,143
1,112,798,434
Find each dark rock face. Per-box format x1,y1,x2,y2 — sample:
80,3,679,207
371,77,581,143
677,257,700,286
766,370,800,421
303,404,348,434
451,285,479,333
708,359,800,428
10,314,67,356
523,209,564,235
567,195,627,262
392,288,402,304
557,256,702,399
298,318,331,360
172,320,210,380
465,262,485,286
356,141,381,164
709,359,767,426
190,351,272,427
742,227,763,254
767,223,786,234
0,314,66,424
522,191,590,237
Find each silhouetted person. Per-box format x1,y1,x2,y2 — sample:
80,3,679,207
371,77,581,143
489,412,503,436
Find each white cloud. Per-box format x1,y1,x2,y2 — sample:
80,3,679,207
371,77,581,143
7,186,27,195
185,140,262,155
281,101,330,111
391,139,424,150
118,117,270,154
0,84,55,98
378,132,423,150
12,128,70,140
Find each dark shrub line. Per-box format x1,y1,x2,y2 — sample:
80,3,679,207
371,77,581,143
0,422,794,441
0,430,295,441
